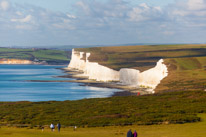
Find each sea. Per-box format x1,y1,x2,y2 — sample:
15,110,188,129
0,65,121,102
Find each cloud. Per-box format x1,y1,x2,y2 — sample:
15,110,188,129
171,0,206,27
0,0,9,11
162,31,175,36
67,13,76,19
0,0,206,47
128,3,152,22
76,1,90,15
172,0,206,16
15,24,33,30
16,11,23,16
11,15,32,23
187,0,206,10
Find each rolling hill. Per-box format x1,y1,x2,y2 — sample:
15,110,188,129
0,47,70,65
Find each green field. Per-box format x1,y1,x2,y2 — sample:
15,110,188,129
1,114,206,137
0,47,70,65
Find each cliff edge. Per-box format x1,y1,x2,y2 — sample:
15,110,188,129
0,58,47,65
68,49,168,93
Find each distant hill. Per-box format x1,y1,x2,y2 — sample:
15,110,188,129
4,43,199,51
0,47,71,65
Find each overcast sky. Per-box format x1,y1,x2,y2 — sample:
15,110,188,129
0,0,206,47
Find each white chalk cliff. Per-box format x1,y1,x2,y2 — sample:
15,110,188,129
0,59,33,64
0,58,47,65
68,49,168,93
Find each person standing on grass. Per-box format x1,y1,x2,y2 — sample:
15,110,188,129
57,123,61,132
133,130,138,137
50,123,55,131
41,126,44,132
74,126,77,131
127,129,133,137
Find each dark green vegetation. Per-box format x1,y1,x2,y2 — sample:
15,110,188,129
0,47,70,64
76,44,206,92
0,90,206,127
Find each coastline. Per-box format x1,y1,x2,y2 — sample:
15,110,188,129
60,68,152,97
25,66,152,97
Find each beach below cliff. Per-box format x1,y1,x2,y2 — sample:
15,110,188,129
27,67,152,97
59,68,152,97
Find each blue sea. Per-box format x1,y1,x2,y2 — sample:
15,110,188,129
0,65,120,102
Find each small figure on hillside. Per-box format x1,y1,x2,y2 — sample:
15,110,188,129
41,126,44,132
133,130,138,137
127,129,133,137
57,123,61,132
74,125,77,131
50,123,55,131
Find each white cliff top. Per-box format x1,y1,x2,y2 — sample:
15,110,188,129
68,49,168,93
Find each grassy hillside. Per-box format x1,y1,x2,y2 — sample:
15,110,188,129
157,57,206,92
0,44,206,129
1,90,206,127
76,44,206,92
76,44,206,71
0,48,70,65
1,114,206,137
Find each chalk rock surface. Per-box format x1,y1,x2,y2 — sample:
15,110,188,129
68,49,119,81
68,49,168,93
0,59,33,64
119,69,140,86
0,58,47,65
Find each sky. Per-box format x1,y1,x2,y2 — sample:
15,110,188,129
0,0,206,47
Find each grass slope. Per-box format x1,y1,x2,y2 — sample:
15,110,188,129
76,44,206,71
157,56,206,93
76,44,206,92
1,90,206,127
0,48,70,65
1,114,206,137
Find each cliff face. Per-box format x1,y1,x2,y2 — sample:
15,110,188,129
68,49,119,81
120,59,168,91
0,59,33,64
68,49,168,93
0,59,47,65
